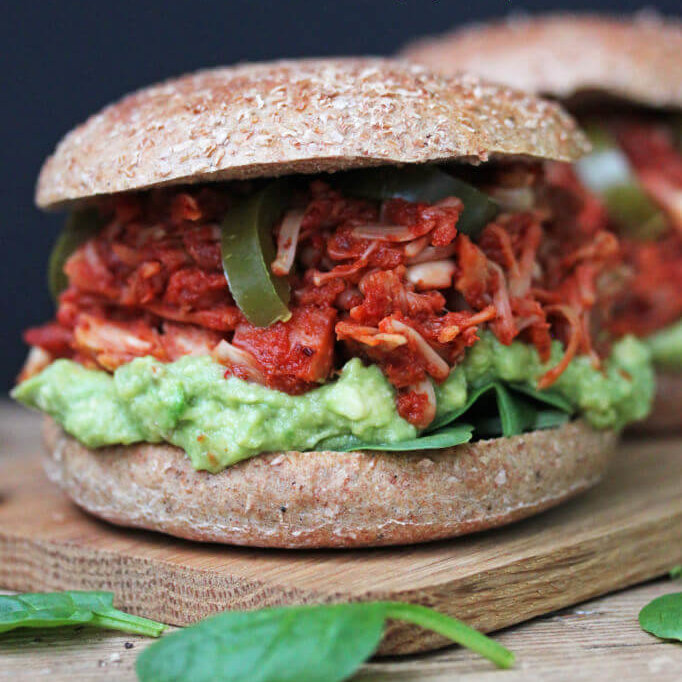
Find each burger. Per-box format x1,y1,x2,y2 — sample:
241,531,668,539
12,58,653,548
403,13,682,432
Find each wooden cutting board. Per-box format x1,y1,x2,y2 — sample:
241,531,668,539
0,407,681,655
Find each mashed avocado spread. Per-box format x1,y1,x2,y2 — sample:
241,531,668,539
645,320,682,371
12,333,653,472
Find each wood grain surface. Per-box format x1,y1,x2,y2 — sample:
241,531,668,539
1,581,681,682
1,404,681,657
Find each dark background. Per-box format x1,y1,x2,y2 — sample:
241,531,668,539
2,0,679,391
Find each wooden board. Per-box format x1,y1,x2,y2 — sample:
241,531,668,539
1,406,681,655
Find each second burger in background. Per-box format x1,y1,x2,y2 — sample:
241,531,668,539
403,13,682,432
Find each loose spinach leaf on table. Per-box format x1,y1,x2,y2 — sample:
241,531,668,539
638,592,682,642
0,591,166,637
670,565,682,580
136,601,514,682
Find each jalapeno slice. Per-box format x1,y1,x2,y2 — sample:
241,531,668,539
48,208,103,301
333,165,498,237
576,125,667,240
221,181,293,327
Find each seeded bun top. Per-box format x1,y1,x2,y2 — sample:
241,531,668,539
402,14,682,112
36,57,588,209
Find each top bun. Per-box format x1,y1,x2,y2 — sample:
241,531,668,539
36,57,588,209
402,13,682,112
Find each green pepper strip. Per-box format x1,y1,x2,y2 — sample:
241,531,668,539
48,208,103,301
577,124,667,241
332,165,498,237
221,181,293,327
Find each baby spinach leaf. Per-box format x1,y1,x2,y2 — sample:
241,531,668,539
532,410,571,430
670,566,682,580
382,602,514,668
471,410,569,439
428,382,498,432
0,594,91,632
321,379,574,453
68,592,167,636
0,591,166,637
136,601,514,682
506,383,575,414
494,382,531,436
432,379,575,438
638,592,682,642
328,423,474,452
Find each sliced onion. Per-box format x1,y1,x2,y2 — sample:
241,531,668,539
406,260,456,290
434,196,464,209
211,339,265,383
489,262,516,343
436,305,497,343
512,221,542,297
351,224,416,242
403,235,429,259
312,242,378,286
74,315,153,354
488,187,535,212
384,318,450,381
336,321,407,350
406,243,457,265
271,209,305,276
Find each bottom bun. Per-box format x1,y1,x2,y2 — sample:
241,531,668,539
43,417,616,549
630,371,682,435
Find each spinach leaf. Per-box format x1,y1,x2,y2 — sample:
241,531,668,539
321,379,575,453
136,601,514,682
495,382,533,436
671,566,682,580
638,592,682,642
472,410,569,439
326,423,473,452
428,382,498,432
506,383,575,413
431,380,574,438
0,591,166,637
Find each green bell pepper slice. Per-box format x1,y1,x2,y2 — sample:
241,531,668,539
333,165,498,237
221,181,293,327
48,208,103,300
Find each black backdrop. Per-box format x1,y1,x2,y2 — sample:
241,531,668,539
2,0,679,391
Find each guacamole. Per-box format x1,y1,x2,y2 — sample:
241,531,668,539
645,320,682,371
12,334,653,472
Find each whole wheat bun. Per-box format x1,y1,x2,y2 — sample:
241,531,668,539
632,371,682,434
36,57,588,210
43,417,616,549
402,14,682,111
